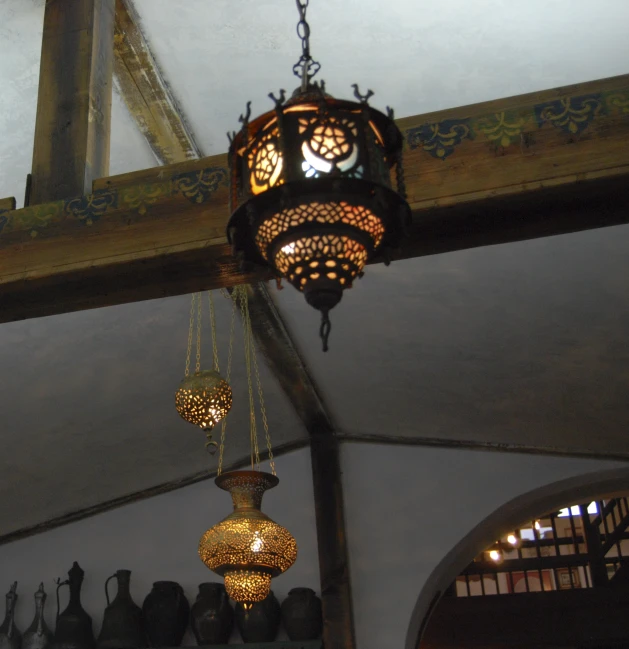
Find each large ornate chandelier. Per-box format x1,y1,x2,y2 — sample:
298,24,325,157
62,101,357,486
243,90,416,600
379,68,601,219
198,286,297,608
226,0,410,351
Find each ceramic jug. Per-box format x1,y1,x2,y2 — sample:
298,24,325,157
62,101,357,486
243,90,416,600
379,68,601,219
23,584,52,649
97,571,145,649
52,563,94,649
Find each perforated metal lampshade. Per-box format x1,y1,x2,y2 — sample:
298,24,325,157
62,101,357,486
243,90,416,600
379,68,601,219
175,370,233,431
198,470,297,607
227,85,410,350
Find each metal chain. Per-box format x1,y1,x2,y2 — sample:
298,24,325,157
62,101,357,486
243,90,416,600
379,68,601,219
293,0,320,87
250,311,276,475
239,287,261,471
195,292,202,373
217,288,238,476
185,293,196,377
208,291,220,372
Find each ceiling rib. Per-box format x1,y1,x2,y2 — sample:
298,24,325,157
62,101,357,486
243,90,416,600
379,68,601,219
0,438,308,548
113,0,200,164
338,433,629,462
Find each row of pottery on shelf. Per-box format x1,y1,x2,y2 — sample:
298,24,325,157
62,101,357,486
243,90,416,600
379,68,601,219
0,562,322,648
193,583,322,644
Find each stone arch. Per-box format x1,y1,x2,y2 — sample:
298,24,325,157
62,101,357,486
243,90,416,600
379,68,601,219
405,465,629,649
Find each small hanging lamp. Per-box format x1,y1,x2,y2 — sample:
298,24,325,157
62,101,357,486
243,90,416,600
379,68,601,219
175,292,233,440
226,0,410,352
198,286,297,608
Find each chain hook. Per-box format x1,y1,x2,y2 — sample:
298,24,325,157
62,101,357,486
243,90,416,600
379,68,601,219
292,0,320,89
319,310,331,352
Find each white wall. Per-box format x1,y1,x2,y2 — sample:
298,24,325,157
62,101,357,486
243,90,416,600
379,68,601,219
2,441,627,649
0,448,319,645
341,442,627,649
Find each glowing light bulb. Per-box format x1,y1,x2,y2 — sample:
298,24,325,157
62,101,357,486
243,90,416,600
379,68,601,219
281,242,296,255
489,549,501,562
507,534,518,545
250,532,263,553
534,520,541,531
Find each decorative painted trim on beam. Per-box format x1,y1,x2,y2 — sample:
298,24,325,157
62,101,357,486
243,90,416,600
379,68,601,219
0,167,228,240
404,86,629,160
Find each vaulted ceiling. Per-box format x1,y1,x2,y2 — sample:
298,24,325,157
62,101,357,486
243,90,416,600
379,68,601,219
1,0,629,538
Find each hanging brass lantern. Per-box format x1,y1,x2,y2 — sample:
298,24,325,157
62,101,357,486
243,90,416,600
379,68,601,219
198,287,298,608
227,1,410,351
175,292,233,436
175,370,233,431
199,471,297,608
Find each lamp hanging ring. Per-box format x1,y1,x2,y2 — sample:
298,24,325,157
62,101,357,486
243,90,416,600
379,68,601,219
205,433,219,456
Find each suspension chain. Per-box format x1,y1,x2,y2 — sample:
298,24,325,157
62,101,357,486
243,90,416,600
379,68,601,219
292,0,320,88
185,293,196,377
217,288,238,476
195,292,202,373
208,291,220,372
250,312,276,475
240,288,261,470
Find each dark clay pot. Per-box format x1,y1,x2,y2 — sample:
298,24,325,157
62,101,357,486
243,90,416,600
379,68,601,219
97,570,145,649
142,582,189,648
281,588,322,641
190,583,233,646
235,592,281,643
53,563,94,649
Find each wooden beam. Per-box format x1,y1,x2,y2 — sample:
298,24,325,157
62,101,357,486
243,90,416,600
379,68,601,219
245,285,356,649
113,0,200,164
30,0,115,205
2,73,629,322
0,197,15,213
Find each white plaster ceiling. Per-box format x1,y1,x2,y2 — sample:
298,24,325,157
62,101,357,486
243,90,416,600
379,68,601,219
132,0,629,156
1,0,629,534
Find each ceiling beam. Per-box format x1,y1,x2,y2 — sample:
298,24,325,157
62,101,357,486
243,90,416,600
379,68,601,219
30,0,115,204
113,0,200,164
1,75,629,322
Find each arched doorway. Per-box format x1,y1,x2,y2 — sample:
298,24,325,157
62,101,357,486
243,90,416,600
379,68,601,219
406,466,629,649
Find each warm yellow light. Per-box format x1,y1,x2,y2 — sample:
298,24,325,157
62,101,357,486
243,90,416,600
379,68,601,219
489,549,502,562
199,471,297,607
175,370,232,430
507,534,518,546
534,520,541,531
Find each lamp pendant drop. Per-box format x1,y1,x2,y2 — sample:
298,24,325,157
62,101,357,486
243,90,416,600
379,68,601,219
198,471,298,609
226,2,410,351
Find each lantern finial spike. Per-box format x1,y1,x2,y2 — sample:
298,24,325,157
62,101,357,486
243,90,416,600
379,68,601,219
352,84,374,104
239,102,252,126
269,90,286,108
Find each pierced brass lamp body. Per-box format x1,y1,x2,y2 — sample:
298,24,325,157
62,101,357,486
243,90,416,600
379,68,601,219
175,370,233,431
227,86,410,350
198,470,297,607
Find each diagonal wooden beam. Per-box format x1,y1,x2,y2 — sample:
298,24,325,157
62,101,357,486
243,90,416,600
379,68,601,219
2,74,629,322
30,0,115,204
113,0,200,164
